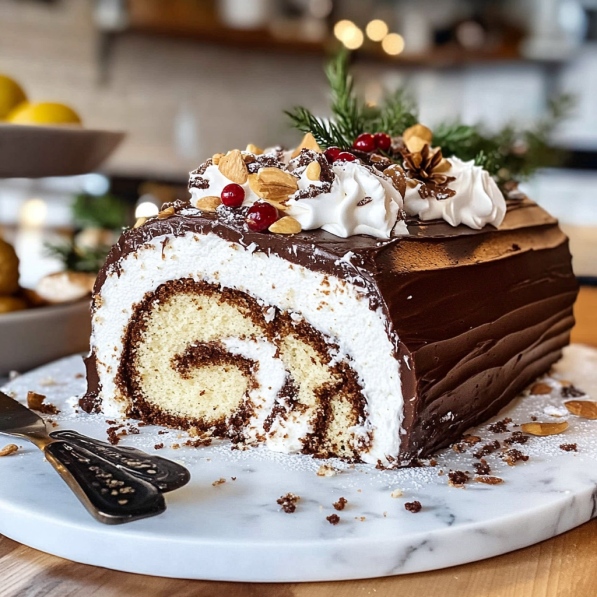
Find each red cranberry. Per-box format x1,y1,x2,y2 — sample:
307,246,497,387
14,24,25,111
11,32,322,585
337,151,357,162
246,202,278,232
221,183,245,208
353,133,376,152
324,147,341,163
374,132,392,152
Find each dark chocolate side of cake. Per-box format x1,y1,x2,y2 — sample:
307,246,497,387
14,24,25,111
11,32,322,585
83,198,578,462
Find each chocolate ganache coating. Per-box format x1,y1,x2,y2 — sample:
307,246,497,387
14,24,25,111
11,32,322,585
84,198,578,463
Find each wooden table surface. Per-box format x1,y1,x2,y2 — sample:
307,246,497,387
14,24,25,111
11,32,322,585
1,286,597,597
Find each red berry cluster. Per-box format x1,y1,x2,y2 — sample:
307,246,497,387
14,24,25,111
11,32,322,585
324,132,391,164
220,183,279,232
353,132,391,152
324,147,357,163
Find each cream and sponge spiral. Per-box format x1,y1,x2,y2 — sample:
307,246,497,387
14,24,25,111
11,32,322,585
85,227,400,462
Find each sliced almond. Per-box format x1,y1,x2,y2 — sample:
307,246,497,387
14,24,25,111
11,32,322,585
262,198,290,212
158,206,175,219
133,217,147,229
246,143,264,155
269,216,301,234
291,132,322,159
248,173,260,195
196,196,221,213
404,136,429,154
564,400,597,420
559,379,572,386
0,444,18,457
254,167,298,202
212,152,225,165
305,160,321,181
403,123,433,144
530,382,553,395
475,476,503,485
521,421,569,436
218,149,248,184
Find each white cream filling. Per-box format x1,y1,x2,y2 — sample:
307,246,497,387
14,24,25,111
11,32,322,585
92,231,404,463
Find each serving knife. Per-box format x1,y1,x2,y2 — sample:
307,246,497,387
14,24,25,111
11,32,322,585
0,390,190,525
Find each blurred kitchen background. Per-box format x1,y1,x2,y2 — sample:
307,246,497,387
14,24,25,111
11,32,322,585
0,0,596,287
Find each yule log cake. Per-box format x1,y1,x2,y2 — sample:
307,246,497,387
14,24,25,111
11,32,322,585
81,123,578,466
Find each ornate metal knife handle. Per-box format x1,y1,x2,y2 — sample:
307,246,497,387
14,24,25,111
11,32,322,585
44,441,166,525
50,429,190,492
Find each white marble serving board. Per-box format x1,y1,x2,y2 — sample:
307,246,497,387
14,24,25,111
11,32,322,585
1,344,597,582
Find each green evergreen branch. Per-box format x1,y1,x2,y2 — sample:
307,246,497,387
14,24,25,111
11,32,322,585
371,89,418,136
325,50,365,141
286,50,573,182
284,106,352,149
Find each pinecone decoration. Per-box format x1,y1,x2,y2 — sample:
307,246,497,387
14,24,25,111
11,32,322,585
400,144,456,200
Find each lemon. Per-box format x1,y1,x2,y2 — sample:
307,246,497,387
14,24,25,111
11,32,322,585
8,102,82,126
0,75,27,120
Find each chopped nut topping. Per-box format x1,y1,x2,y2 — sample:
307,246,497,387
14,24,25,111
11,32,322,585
564,400,597,419
521,421,569,436
502,449,529,466
218,149,249,184
212,478,226,486
390,488,403,498
196,196,222,213
448,470,470,488
560,443,578,452
475,476,503,485
245,143,264,155
326,513,340,525
530,382,552,395
154,443,164,450
0,444,18,457
291,132,322,159
333,497,347,511
269,216,302,234
252,167,298,202
305,160,321,181
404,501,422,513
462,435,481,445
277,492,300,513
157,206,175,219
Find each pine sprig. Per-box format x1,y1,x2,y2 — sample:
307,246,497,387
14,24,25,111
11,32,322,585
284,106,352,149
325,50,365,141
434,94,573,183
286,51,572,181
371,89,419,136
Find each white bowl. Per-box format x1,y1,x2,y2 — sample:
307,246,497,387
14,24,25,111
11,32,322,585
0,300,90,375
